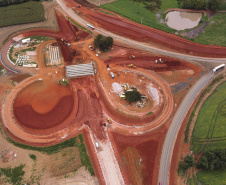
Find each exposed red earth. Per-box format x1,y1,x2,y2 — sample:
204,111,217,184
64,0,226,58
0,3,211,185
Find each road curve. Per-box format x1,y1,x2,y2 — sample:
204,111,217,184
158,72,214,185
56,0,226,64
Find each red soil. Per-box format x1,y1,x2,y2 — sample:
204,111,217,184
13,80,74,134
105,56,189,71
110,129,165,185
69,3,226,57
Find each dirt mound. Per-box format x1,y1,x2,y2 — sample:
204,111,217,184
13,80,74,131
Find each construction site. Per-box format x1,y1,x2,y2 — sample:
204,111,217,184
0,0,225,185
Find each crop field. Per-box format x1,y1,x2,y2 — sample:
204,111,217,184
191,82,226,154
100,0,177,33
196,169,226,185
194,13,226,47
0,1,45,28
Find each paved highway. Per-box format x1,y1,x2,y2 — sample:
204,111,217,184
158,72,214,185
56,0,226,64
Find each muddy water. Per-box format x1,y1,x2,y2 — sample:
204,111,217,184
166,11,202,31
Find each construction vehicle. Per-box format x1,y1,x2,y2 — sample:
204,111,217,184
129,55,135,59
107,118,111,123
128,64,136,68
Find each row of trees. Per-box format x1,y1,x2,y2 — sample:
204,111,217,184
182,0,223,11
178,148,226,175
0,0,41,7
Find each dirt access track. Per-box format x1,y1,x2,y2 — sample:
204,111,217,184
65,0,226,58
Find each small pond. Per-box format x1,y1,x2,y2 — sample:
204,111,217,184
165,11,202,31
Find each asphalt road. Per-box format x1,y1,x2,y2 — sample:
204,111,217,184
158,72,214,185
56,0,226,64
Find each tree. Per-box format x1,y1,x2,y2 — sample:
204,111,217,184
93,34,113,52
208,0,222,11
125,90,141,103
197,156,208,169
182,0,192,9
184,155,195,167
194,0,205,10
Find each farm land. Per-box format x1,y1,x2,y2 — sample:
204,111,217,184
0,0,225,185
0,1,45,28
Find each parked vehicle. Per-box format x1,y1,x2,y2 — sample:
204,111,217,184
110,72,114,79
89,45,93,50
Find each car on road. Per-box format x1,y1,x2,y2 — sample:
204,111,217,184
89,45,93,50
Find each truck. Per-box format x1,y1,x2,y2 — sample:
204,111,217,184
212,64,225,73
110,72,115,79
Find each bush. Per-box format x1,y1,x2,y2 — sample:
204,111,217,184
29,154,37,161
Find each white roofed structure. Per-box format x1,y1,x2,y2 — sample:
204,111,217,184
65,62,95,78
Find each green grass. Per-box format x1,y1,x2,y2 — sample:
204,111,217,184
29,154,37,161
100,0,177,33
75,134,95,176
0,1,45,28
196,169,226,185
20,47,37,53
7,135,79,155
191,82,226,153
193,13,226,47
5,132,95,175
0,164,25,185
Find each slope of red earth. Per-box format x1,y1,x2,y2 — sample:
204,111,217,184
13,80,75,135
109,128,167,185
66,0,226,57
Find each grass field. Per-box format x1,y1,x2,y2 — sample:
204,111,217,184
193,13,226,47
101,0,226,46
100,0,177,33
0,1,45,28
196,169,226,185
191,82,226,154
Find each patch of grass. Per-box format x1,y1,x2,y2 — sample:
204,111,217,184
146,111,153,115
194,13,226,47
0,1,45,28
184,75,224,143
68,17,93,34
20,47,37,53
0,164,25,185
6,136,78,155
29,154,37,161
196,169,226,185
191,81,226,153
100,0,177,33
75,134,95,176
